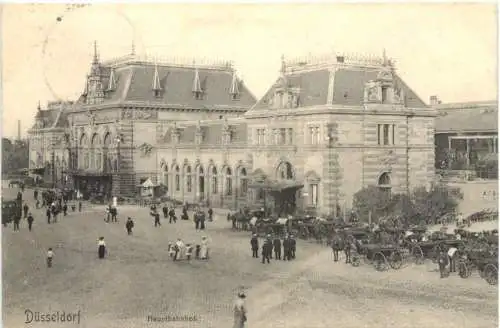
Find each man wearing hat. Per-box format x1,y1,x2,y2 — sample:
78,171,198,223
283,234,291,261
261,235,272,264
250,233,259,258
290,235,297,259
273,235,282,260
233,291,247,328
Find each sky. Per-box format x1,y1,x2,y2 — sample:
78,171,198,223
1,3,497,138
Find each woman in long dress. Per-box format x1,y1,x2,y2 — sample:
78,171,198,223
98,237,106,259
233,292,247,328
200,236,209,260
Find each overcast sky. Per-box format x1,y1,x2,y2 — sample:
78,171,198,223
2,3,497,138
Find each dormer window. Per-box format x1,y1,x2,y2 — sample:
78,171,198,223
152,64,162,98
381,86,388,103
194,90,204,100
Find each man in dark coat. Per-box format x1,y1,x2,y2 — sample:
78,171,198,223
261,236,272,264
290,235,296,259
34,189,38,201
162,205,168,219
273,236,282,260
27,213,34,231
169,207,176,223
23,203,29,218
194,212,200,230
78,201,82,212
208,208,214,222
46,208,52,224
344,237,352,264
282,236,290,261
200,211,206,230
182,206,189,220
331,234,343,262
250,234,259,258
13,215,21,231
63,203,68,216
111,207,118,222
153,211,161,227
125,217,134,235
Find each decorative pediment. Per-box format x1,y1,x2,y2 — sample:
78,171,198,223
137,143,154,157
377,69,393,82
364,80,380,102
305,170,321,183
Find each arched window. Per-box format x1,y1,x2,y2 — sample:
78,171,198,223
277,161,293,180
185,165,192,193
103,132,112,172
211,166,218,194
378,172,391,197
239,167,248,197
225,167,233,196
174,165,180,191
80,134,89,169
197,165,205,199
161,162,169,189
91,133,101,170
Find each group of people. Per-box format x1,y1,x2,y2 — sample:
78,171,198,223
167,236,210,261
250,233,297,264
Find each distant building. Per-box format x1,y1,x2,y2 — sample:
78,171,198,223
433,97,497,176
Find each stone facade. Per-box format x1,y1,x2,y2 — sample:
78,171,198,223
28,49,436,216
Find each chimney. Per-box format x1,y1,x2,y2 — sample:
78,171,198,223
429,95,440,105
17,120,21,141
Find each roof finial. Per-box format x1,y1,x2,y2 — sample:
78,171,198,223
93,40,99,64
152,57,161,91
108,68,117,91
37,101,41,111
280,54,286,74
192,61,202,94
229,69,239,97
382,48,388,66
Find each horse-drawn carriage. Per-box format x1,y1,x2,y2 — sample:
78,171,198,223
358,243,405,271
2,199,21,226
458,235,498,285
409,231,464,265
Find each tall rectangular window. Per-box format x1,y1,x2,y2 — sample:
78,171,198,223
310,184,318,207
381,87,388,103
377,124,394,146
279,128,286,145
286,128,293,144
309,126,320,145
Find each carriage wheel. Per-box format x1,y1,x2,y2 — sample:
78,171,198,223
373,252,389,271
411,245,424,265
484,264,498,285
458,261,470,279
389,250,403,270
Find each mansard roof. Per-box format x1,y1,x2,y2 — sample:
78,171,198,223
252,55,427,110
76,55,257,110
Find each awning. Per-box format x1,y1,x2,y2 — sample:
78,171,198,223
248,180,304,192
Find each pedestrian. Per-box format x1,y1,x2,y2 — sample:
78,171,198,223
233,292,247,328
186,244,193,261
27,212,34,231
208,208,213,222
250,233,259,258
261,236,271,264
290,235,296,259
105,205,111,223
46,208,51,224
154,212,161,227
200,236,209,260
78,201,82,212
23,203,29,218
169,207,176,223
194,212,200,231
111,206,118,222
34,189,38,201
195,244,201,259
182,206,189,221
283,235,290,261
200,212,206,230
331,234,342,262
35,199,40,209
438,250,449,278
162,204,168,219
63,203,68,216
97,237,106,259
47,248,54,268
448,246,458,273
126,217,134,235
344,237,352,264
168,242,175,258
174,239,184,261
13,215,21,231
273,236,282,260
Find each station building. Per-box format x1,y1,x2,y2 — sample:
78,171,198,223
28,46,437,216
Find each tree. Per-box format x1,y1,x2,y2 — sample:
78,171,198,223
352,186,393,222
411,183,463,224
2,138,29,175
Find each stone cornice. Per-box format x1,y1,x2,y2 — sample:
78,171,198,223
244,105,437,119
71,102,250,113
433,100,497,110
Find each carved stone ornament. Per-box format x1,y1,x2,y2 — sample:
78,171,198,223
377,70,393,81
382,150,397,167
122,109,133,119
368,86,379,102
135,109,154,119
138,143,154,157
86,110,96,127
